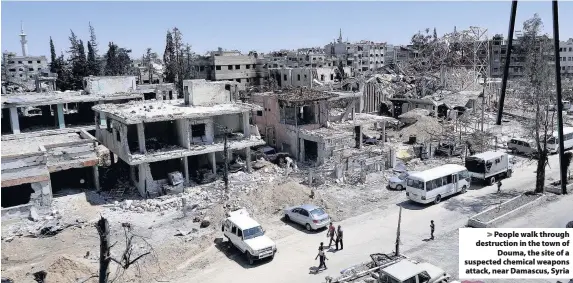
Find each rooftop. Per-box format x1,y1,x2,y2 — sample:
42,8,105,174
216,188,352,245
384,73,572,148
227,214,261,230
1,132,85,156
92,100,262,124
1,91,142,108
382,260,425,281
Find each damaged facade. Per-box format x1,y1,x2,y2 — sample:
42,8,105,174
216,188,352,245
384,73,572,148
192,48,264,90
268,66,351,89
1,76,143,214
92,79,264,198
251,89,395,169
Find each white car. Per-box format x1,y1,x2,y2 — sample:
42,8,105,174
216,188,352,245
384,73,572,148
284,204,330,231
380,259,451,283
388,172,415,191
222,209,277,265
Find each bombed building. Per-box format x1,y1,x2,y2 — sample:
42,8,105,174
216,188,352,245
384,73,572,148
92,79,265,198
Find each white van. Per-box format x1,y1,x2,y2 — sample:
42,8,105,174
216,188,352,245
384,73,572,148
405,164,471,205
507,138,537,156
546,127,573,153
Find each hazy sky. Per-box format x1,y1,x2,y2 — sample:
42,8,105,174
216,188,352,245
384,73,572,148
2,1,572,59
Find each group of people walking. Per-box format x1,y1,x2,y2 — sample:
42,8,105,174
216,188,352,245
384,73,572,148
315,223,343,271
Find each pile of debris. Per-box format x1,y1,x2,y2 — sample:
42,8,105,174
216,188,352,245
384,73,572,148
398,115,442,143
2,208,87,241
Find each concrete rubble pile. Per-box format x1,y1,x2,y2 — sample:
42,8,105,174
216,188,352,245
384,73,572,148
2,209,87,241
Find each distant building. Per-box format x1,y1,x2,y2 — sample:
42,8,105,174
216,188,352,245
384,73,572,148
1,23,51,91
324,30,387,73
193,48,263,90
560,38,573,78
268,66,351,88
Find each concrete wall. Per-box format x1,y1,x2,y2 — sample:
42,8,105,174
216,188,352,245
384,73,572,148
189,118,215,144
84,76,137,95
183,79,237,107
214,114,242,136
95,118,131,161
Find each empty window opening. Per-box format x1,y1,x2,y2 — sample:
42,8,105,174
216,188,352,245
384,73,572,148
281,106,297,125
144,92,156,100
330,74,334,80
246,65,250,69
235,65,240,70
187,154,212,183
127,124,140,153
283,74,287,81
228,65,233,70
18,105,59,132
191,123,207,144
144,120,179,152
50,167,94,194
1,108,12,134
1,183,35,208
149,158,181,181
257,110,263,116
106,118,112,133
216,66,222,70
304,139,318,162
169,90,173,100
298,105,316,125
297,74,301,81
64,102,96,127
115,128,121,142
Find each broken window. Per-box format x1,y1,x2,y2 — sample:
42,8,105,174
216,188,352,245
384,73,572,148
283,74,287,81
18,61,22,64
28,68,34,71
225,84,231,91
297,74,300,81
330,74,334,80
191,123,206,143
228,65,233,70
321,74,325,81
257,110,263,116
236,79,241,83
216,66,221,70
9,68,15,72
246,65,251,69
37,60,41,63
28,61,33,64
298,105,316,125
281,106,297,125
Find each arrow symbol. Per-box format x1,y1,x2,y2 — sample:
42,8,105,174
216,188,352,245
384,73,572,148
487,232,492,237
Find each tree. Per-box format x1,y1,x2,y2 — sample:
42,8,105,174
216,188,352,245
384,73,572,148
104,42,118,76
143,48,153,83
519,14,556,194
433,27,438,42
87,22,101,76
163,31,175,83
49,37,57,74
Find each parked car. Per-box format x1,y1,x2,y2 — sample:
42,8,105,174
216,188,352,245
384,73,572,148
222,209,277,265
507,138,538,156
388,172,415,190
283,204,331,231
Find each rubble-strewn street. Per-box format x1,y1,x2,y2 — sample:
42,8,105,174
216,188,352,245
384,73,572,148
3,2,573,283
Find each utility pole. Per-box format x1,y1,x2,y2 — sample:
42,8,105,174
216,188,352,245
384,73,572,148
552,0,567,195
223,131,229,198
395,206,402,257
496,0,518,125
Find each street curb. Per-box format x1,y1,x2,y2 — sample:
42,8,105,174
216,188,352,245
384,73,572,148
545,182,573,195
467,194,547,228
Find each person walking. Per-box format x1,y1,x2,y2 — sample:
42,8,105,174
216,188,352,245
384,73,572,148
315,246,328,270
497,180,502,193
430,220,435,240
327,223,337,247
335,225,343,250
318,242,324,252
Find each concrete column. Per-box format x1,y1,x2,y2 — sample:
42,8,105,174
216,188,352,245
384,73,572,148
9,107,20,134
137,123,146,154
242,112,251,138
245,147,252,173
182,157,190,183
138,164,147,196
351,100,356,120
299,138,305,161
382,121,386,145
56,104,65,129
93,166,100,191
210,152,217,174
97,101,106,126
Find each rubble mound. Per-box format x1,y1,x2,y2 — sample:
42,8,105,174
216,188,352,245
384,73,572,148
398,108,430,125
399,115,442,143
46,256,95,283
239,181,329,217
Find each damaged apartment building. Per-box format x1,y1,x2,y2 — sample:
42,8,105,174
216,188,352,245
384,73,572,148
1,76,143,215
92,79,265,198
251,88,395,177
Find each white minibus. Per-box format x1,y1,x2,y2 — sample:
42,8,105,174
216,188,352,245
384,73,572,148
547,127,573,154
405,164,471,205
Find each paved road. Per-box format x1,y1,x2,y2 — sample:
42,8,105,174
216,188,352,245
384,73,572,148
173,153,567,283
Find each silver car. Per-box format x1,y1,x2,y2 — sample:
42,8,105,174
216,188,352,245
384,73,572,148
283,204,330,231
388,172,413,190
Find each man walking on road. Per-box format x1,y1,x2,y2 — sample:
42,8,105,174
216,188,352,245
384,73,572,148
327,223,337,247
430,220,435,240
497,180,502,193
315,244,328,270
335,225,343,250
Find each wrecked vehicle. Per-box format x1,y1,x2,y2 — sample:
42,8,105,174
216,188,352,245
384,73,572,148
434,142,462,157
222,209,277,265
252,146,290,166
